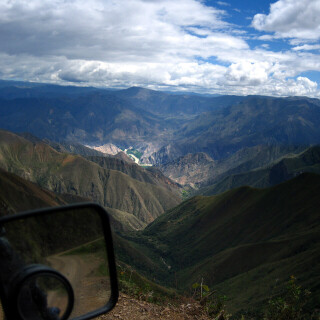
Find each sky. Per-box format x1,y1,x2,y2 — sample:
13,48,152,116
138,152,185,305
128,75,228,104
1,0,320,97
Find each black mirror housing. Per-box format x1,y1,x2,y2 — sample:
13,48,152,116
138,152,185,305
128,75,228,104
0,203,118,320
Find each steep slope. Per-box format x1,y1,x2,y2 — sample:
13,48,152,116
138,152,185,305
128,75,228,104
18,132,107,157
123,173,320,313
159,152,215,187
87,156,180,193
200,145,320,195
160,145,305,187
0,168,146,232
0,130,181,224
0,167,68,216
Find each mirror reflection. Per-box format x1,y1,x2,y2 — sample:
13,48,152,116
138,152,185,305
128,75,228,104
0,207,111,320
17,273,71,320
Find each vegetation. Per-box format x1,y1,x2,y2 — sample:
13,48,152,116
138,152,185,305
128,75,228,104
117,173,320,314
126,148,143,159
200,145,320,196
1,127,319,316
192,281,231,319
189,276,319,319
181,189,191,200
63,237,106,256
263,276,319,320
0,130,181,226
117,263,179,305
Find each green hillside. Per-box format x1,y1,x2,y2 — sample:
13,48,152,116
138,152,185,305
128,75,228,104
0,167,68,216
122,173,320,314
0,168,178,306
87,155,180,194
0,130,181,225
1,146,319,315
200,145,320,196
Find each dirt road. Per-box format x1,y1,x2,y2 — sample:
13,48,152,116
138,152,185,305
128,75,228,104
48,252,110,318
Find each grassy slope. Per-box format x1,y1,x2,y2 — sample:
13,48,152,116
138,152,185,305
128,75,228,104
123,173,320,313
0,169,176,305
0,167,67,216
86,155,180,194
200,145,320,196
0,130,181,224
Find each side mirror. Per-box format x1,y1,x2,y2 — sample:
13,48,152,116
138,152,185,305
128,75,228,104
0,203,118,320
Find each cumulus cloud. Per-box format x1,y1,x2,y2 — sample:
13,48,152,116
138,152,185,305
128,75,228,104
0,0,232,62
223,61,269,86
269,77,318,97
292,44,320,51
252,0,320,41
0,0,319,97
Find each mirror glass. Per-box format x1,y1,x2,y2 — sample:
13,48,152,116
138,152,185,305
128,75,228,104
17,273,72,320
0,206,112,319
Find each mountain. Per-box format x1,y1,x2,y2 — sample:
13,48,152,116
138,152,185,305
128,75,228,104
0,167,68,216
0,93,173,146
18,132,107,157
147,96,320,164
87,156,180,193
45,140,107,157
1,81,320,169
89,143,122,155
0,79,104,99
0,130,181,225
114,86,245,116
200,145,320,196
158,145,306,190
159,152,215,187
120,173,320,314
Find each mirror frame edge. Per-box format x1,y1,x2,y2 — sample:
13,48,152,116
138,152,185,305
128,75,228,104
0,202,119,320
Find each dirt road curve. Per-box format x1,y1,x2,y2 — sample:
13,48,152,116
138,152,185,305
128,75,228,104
48,253,110,318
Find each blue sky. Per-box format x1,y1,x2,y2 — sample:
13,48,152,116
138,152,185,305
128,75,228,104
0,0,319,97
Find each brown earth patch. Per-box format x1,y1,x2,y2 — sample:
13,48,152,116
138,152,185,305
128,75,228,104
100,293,211,320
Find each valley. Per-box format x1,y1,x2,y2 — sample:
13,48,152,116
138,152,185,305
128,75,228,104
118,172,320,315
0,80,319,318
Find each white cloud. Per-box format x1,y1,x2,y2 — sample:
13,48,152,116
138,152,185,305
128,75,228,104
223,61,270,86
269,77,318,96
0,0,319,97
252,0,320,41
292,44,320,51
0,0,231,62
257,35,275,41
217,1,230,6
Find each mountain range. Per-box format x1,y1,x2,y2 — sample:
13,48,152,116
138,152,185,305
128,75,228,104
0,80,320,316
2,82,320,167
1,149,319,315
148,95,320,164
